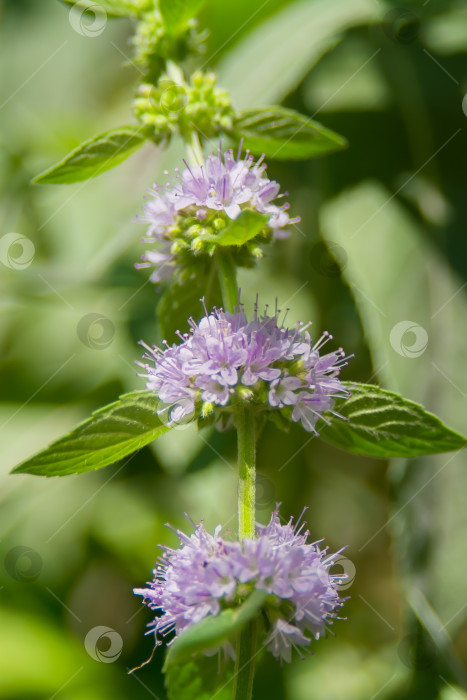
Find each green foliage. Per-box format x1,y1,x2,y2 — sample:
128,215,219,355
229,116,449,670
320,383,467,458
58,0,149,18
11,392,170,476
165,656,233,700
165,590,267,667
159,0,206,33
33,126,146,184
229,107,347,160
204,210,269,246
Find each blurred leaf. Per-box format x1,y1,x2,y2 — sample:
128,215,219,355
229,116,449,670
33,126,146,185
58,0,145,17
165,655,233,700
164,590,267,667
229,107,347,160
160,0,206,32
217,0,382,109
205,210,269,245
320,383,467,458
11,391,170,476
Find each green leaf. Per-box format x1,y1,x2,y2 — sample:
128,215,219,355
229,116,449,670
157,273,221,341
159,0,205,32
164,590,267,668
206,210,269,246
217,0,382,109
165,656,233,700
58,0,146,17
11,392,170,477
320,383,467,459
33,126,146,185
229,107,347,160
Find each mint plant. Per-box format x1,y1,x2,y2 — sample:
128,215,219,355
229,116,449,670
11,2,467,699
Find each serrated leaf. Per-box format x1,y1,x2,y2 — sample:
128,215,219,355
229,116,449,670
320,383,467,458
11,391,170,476
58,0,146,17
165,655,233,700
159,0,205,32
228,107,347,160
164,590,267,668
33,126,146,185
205,210,269,246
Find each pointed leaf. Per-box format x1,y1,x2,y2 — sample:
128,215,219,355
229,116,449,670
320,383,467,458
159,0,206,32
228,107,347,160
58,0,147,17
204,210,269,246
164,590,267,668
11,391,170,477
33,126,146,185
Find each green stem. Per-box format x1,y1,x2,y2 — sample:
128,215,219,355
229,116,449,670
217,250,239,312
236,406,256,539
233,406,257,700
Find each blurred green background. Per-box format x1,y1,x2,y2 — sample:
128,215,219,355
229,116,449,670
1,0,467,698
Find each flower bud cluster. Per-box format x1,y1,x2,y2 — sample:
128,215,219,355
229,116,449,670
132,9,207,82
133,71,234,142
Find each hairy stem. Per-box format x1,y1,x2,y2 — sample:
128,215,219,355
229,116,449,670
217,250,238,312
233,406,257,700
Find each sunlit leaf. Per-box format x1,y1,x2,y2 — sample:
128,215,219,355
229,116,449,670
229,107,347,160
205,210,269,246
165,590,267,667
165,656,233,700
11,391,170,476
33,126,146,184
320,383,467,458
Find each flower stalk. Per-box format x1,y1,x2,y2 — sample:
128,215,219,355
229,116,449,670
234,405,257,699
217,249,239,313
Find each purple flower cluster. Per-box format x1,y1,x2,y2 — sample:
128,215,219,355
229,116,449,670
139,303,351,432
134,509,346,663
136,146,298,282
